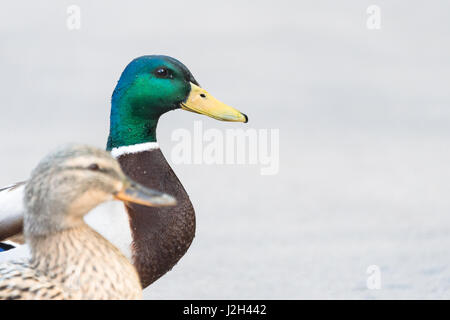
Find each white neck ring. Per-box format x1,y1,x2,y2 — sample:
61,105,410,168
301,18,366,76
110,142,160,158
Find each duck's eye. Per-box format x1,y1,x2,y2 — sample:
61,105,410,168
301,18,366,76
87,163,100,171
155,67,169,78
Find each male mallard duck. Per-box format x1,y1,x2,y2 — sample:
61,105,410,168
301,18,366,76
0,55,248,287
0,144,176,300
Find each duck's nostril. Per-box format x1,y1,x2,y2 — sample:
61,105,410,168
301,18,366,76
200,93,206,98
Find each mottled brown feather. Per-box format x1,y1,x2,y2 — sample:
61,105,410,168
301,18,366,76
0,224,142,300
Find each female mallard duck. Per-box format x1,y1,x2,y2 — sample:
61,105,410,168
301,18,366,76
0,55,248,287
0,144,176,300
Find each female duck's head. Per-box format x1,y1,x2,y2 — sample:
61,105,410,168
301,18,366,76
23,144,176,237
107,55,248,149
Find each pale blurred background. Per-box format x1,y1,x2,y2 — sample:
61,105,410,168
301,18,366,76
1,1,450,299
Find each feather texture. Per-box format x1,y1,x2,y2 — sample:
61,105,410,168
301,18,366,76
0,225,141,299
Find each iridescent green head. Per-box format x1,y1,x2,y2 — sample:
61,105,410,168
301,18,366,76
107,55,247,150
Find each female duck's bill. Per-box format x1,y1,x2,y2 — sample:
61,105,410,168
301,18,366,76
114,180,176,207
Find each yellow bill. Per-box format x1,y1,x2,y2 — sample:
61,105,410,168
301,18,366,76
181,82,248,123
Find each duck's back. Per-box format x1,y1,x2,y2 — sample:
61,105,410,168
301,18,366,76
0,183,25,241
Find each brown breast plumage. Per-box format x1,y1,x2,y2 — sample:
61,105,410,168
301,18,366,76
117,148,196,288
